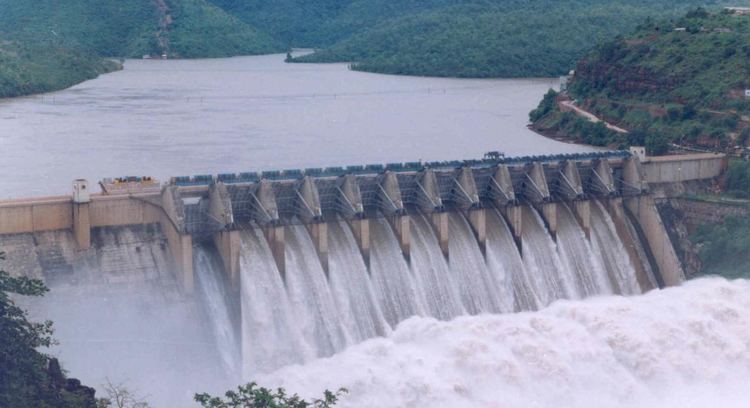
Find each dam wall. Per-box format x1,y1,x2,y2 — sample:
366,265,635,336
0,151,727,294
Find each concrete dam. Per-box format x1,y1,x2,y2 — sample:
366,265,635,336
0,150,727,377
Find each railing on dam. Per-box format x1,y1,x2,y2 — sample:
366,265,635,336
170,150,632,187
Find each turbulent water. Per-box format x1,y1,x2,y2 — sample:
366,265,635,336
232,208,648,378
590,200,646,294
259,278,750,408
194,247,240,377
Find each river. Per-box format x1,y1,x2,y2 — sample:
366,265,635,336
0,53,588,197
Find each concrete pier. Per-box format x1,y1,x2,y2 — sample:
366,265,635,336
264,225,285,278
389,215,411,264
573,200,591,239
306,222,329,275
348,218,370,267
431,212,449,259
213,230,241,291
467,208,487,256
73,203,91,250
500,205,523,252
540,202,558,239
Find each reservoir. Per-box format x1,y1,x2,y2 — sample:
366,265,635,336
0,53,587,197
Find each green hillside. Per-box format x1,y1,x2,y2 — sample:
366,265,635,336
0,0,283,97
0,0,282,58
0,39,120,98
282,0,735,78
531,8,750,152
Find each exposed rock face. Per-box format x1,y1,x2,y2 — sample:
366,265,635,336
574,58,681,96
47,358,99,407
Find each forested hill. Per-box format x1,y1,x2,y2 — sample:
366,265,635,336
0,0,283,97
530,9,750,153
215,0,739,78
3,0,750,98
0,0,282,59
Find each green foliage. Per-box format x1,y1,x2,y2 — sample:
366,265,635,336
529,89,558,122
284,0,736,78
0,40,121,98
691,215,750,278
195,382,347,408
645,132,670,155
160,0,283,59
533,8,750,151
725,159,750,197
0,0,282,59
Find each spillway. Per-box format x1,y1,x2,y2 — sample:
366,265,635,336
327,220,390,343
194,246,240,377
448,212,507,314
239,228,311,377
369,217,426,327
556,204,614,297
485,210,538,311
228,202,657,379
590,201,644,295
520,206,578,306
410,213,465,320
284,224,348,358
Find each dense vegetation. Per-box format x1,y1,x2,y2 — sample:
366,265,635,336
685,160,750,279
0,0,281,97
691,214,750,279
531,9,750,151
195,382,345,408
0,253,100,407
0,40,120,98
210,0,741,78
294,1,729,78
4,1,750,97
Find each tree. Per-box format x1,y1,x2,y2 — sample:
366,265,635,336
194,382,347,408
97,379,150,408
645,133,670,155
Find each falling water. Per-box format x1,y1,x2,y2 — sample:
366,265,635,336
194,246,240,377
622,208,660,289
520,205,578,306
369,216,425,327
239,228,310,377
447,212,506,314
556,204,614,297
285,224,348,358
590,201,644,295
409,213,465,320
485,210,538,311
327,220,390,343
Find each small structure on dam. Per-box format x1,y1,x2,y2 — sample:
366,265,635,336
0,151,728,296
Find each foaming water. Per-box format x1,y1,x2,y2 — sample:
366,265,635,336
556,204,614,297
259,278,750,408
327,220,390,343
194,246,240,377
239,229,310,377
447,212,507,314
409,213,465,320
520,206,577,305
369,217,426,326
285,225,348,358
590,200,642,294
485,210,538,311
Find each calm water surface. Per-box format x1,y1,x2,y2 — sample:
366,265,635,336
0,54,588,197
